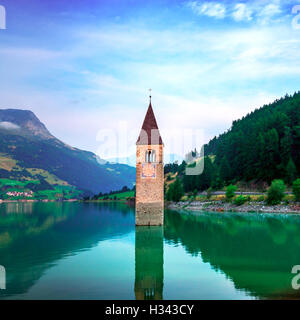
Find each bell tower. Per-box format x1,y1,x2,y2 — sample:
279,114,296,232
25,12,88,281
135,95,164,226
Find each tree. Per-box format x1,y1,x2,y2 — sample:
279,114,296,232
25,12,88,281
172,179,184,202
234,195,247,206
256,133,266,179
219,156,231,185
167,179,184,202
266,179,286,205
182,169,197,193
293,126,300,171
166,183,174,201
178,160,187,175
292,179,300,201
225,184,237,201
286,158,297,184
212,172,223,190
197,157,215,191
280,126,292,165
121,186,129,192
263,128,280,182
193,189,198,198
206,187,212,199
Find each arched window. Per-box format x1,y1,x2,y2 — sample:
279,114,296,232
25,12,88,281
145,150,156,163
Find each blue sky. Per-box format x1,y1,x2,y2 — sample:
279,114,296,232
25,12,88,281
0,0,300,161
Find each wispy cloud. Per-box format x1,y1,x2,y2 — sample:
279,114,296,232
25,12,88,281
0,122,20,130
258,3,282,24
186,0,289,24
232,3,253,22
187,1,226,19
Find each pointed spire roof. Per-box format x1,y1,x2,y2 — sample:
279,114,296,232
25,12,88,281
136,97,163,145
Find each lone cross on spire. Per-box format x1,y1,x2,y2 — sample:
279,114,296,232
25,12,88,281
149,88,152,101
136,90,163,145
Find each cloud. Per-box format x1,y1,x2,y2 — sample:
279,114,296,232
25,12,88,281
232,3,253,21
258,3,282,24
0,121,20,130
0,1,299,158
187,1,226,19
261,3,282,17
0,47,62,60
186,0,288,25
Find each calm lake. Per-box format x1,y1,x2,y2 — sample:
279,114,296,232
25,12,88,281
0,202,300,300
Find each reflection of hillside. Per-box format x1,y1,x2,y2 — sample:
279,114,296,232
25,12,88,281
0,202,134,298
164,210,300,299
0,203,72,249
135,227,164,300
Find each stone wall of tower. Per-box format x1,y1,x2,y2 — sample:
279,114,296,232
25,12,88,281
136,144,164,226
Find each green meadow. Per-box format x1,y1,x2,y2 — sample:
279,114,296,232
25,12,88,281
97,190,135,200
0,178,82,200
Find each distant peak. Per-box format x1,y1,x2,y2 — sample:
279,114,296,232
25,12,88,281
0,108,54,140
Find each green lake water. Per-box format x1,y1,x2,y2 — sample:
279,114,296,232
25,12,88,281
0,202,300,300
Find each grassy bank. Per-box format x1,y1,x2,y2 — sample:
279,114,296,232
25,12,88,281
97,190,134,200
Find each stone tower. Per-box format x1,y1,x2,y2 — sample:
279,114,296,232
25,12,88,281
135,97,164,226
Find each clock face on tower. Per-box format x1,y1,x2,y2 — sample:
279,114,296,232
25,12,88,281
141,163,156,178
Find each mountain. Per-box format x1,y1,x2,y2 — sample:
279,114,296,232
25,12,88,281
0,109,135,194
168,92,300,193
204,92,300,184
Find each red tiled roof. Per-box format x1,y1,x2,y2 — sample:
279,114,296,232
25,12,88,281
136,101,163,145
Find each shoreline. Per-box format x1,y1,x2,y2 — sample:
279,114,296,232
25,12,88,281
1,198,300,215
167,200,300,214
0,199,79,203
0,199,130,204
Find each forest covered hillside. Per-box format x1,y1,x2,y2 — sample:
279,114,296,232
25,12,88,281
167,92,300,193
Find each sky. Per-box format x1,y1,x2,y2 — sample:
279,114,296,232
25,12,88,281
0,0,300,163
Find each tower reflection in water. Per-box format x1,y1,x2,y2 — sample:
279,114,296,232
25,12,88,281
135,226,164,300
